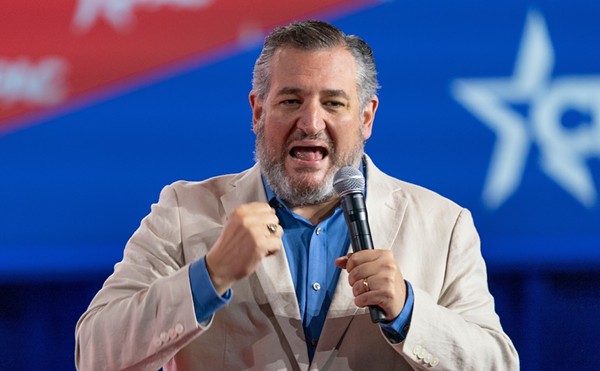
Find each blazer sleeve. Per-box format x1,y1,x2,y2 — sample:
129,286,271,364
75,184,209,371
393,209,519,370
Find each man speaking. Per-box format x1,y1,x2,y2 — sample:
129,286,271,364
76,20,518,370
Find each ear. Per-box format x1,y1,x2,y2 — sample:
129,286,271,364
249,91,263,134
361,96,378,141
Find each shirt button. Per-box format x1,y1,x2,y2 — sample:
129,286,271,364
315,227,322,235
312,282,321,291
310,338,318,347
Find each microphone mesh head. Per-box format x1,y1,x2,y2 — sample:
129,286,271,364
333,166,365,196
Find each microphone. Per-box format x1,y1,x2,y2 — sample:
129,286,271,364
333,166,387,323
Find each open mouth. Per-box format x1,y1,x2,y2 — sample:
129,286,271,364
289,146,329,161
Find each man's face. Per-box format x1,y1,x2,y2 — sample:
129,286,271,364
251,46,378,206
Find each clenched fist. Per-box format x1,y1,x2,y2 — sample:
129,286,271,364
205,202,283,295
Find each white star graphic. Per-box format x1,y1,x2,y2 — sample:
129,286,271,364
452,10,600,209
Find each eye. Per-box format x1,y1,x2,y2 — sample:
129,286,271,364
280,99,301,106
324,100,345,108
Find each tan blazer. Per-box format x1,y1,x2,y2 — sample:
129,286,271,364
75,157,518,370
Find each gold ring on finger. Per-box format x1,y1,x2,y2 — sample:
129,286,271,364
266,223,278,235
362,278,370,292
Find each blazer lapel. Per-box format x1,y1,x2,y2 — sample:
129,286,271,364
220,165,308,364
315,157,408,363
366,158,409,256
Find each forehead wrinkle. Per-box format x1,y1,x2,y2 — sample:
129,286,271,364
275,87,351,100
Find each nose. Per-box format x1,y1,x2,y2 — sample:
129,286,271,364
296,101,326,135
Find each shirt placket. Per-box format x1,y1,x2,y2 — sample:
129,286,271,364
305,224,328,350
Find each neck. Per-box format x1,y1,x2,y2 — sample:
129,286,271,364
290,197,340,226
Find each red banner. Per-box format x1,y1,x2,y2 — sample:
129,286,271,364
0,0,375,134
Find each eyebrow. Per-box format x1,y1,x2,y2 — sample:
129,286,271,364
276,87,350,100
276,87,302,96
322,89,350,100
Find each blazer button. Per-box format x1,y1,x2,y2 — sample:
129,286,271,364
175,323,184,334
413,345,423,357
160,332,169,343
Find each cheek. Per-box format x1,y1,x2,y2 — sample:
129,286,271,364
331,124,361,148
263,112,298,141
262,124,288,151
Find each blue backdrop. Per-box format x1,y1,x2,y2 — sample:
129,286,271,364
1,1,599,369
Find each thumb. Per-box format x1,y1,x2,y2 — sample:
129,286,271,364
334,255,349,270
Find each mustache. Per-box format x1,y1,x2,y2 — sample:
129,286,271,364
286,131,334,149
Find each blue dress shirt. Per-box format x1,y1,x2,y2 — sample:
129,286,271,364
265,187,349,360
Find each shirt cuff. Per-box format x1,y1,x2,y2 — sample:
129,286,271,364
379,280,414,343
189,257,232,324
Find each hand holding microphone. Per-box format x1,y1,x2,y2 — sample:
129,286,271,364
333,166,406,323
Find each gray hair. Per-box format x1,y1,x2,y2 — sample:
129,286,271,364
252,20,380,111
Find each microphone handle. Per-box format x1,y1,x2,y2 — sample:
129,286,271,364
341,194,388,324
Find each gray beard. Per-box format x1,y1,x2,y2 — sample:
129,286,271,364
254,119,365,207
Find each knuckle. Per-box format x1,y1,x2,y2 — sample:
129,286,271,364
381,274,394,286
354,297,363,307
381,290,394,302
347,269,360,284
